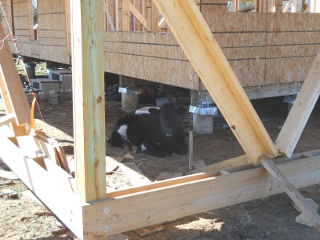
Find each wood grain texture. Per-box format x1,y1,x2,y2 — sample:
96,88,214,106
71,0,106,202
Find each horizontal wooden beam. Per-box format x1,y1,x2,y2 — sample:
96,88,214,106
152,0,277,164
83,154,320,236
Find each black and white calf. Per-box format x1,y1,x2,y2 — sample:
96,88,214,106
107,103,188,157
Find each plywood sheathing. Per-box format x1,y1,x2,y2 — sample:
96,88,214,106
37,0,69,63
104,31,199,89
201,7,320,88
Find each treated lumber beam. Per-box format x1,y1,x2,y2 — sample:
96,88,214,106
0,24,30,125
259,155,320,231
83,154,320,236
152,0,277,164
276,54,320,157
0,131,83,238
71,0,106,202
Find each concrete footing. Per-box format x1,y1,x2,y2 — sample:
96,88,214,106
192,113,214,135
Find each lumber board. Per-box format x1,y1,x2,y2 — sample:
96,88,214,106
119,162,151,186
152,0,277,164
276,54,320,157
27,0,35,40
0,24,30,125
259,155,320,231
83,154,320,236
0,130,84,239
71,0,106,202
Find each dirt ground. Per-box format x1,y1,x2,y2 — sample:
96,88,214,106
1,95,320,240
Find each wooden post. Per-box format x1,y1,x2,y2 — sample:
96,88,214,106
70,0,106,202
122,0,130,31
115,0,119,31
150,1,158,32
27,0,35,40
5,0,13,33
152,0,277,164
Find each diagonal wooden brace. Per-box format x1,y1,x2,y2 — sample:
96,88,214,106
259,155,320,231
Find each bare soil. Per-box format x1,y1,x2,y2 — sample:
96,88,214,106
1,96,320,240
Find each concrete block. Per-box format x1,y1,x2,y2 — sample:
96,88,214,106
295,213,314,227
49,94,60,105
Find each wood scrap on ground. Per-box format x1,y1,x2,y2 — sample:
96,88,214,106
119,162,151,186
106,156,124,173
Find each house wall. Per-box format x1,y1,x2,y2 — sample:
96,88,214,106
1,0,320,93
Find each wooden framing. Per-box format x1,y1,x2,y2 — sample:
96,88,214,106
27,0,35,40
1,0,320,239
70,0,106,202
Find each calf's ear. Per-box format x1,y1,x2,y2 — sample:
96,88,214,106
148,108,160,115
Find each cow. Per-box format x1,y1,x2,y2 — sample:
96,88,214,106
107,103,188,157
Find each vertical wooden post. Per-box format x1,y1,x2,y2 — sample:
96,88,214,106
27,0,35,40
5,0,13,33
275,0,282,13
233,0,239,12
122,0,130,31
70,0,106,202
115,0,119,31
151,1,158,32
